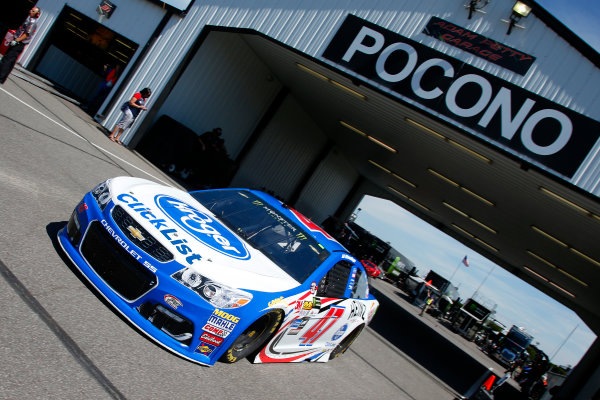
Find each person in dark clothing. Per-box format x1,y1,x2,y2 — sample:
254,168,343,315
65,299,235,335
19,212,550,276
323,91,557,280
85,64,121,115
0,7,40,84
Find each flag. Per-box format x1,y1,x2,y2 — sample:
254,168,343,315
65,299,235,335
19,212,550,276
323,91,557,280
462,255,469,267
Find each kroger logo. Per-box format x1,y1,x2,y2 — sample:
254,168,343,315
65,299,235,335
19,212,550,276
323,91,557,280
155,195,250,260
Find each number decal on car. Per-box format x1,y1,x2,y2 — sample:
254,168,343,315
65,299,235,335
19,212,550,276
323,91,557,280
299,306,345,345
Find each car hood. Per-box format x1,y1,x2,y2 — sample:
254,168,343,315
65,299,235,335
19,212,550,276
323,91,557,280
108,177,300,292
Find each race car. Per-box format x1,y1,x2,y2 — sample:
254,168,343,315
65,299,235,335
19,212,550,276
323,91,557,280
361,259,382,278
58,177,378,366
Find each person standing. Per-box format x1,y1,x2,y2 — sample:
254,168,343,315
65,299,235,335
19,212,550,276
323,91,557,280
109,88,151,144
85,63,122,115
0,7,41,84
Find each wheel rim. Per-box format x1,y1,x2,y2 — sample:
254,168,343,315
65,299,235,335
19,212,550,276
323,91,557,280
233,316,271,352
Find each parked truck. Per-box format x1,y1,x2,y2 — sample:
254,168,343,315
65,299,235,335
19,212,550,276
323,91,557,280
494,325,534,367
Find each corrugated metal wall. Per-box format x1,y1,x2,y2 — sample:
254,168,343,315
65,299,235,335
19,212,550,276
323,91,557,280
21,0,600,195
295,148,359,224
229,95,328,200
155,32,282,159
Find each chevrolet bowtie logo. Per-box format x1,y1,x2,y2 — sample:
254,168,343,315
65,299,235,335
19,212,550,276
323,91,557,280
127,226,145,241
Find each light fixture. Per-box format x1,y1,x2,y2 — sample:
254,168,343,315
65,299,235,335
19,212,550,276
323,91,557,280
531,225,568,248
513,1,532,17
367,136,398,153
370,160,417,187
465,0,490,19
387,186,429,211
526,250,588,287
538,186,600,220
428,168,495,206
406,117,492,164
504,1,532,35
388,186,408,199
523,267,577,298
443,201,497,233
340,121,397,153
451,224,498,252
548,282,576,298
297,63,367,100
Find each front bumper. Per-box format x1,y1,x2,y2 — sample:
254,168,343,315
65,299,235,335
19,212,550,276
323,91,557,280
57,193,235,365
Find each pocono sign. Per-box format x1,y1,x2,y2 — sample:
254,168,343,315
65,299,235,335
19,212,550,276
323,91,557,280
323,15,600,178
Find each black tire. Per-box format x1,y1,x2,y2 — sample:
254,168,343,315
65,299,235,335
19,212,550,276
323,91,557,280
329,325,364,360
221,310,282,363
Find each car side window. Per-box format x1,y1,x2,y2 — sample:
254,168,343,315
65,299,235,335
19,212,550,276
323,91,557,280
350,265,369,299
317,261,352,298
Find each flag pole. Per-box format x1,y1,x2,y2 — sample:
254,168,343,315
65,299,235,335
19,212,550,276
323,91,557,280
449,258,464,281
550,324,579,362
472,265,494,299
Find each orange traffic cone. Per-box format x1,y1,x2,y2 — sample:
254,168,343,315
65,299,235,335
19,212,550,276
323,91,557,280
482,374,496,391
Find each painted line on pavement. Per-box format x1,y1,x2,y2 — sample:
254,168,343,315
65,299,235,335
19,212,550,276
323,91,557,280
0,86,171,186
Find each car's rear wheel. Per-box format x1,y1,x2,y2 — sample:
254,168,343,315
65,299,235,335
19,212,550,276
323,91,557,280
222,310,282,363
329,325,364,359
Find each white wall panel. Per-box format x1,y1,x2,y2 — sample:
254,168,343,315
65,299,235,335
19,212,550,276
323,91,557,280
230,95,328,200
155,32,282,159
295,149,359,224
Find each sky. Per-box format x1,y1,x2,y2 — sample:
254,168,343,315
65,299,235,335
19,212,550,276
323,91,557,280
536,0,600,52
354,196,596,368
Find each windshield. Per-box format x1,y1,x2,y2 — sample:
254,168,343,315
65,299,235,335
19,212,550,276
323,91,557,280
190,190,330,283
507,331,532,349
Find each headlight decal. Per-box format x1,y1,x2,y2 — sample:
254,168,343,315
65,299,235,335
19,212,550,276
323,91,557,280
92,180,112,211
171,267,253,309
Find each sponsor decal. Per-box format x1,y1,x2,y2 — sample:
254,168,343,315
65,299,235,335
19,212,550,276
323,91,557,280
322,14,600,178
211,308,240,323
204,308,240,334
423,16,535,75
77,203,88,213
200,331,224,346
194,342,217,355
268,296,284,307
155,195,250,260
310,282,318,295
347,266,357,292
341,253,357,263
313,298,322,309
367,302,378,322
332,324,348,341
164,294,182,310
348,302,366,320
205,316,236,332
288,317,309,335
295,300,313,311
202,323,230,338
116,193,202,266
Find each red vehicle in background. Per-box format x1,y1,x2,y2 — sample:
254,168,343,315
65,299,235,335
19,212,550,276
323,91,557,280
362,260,383,278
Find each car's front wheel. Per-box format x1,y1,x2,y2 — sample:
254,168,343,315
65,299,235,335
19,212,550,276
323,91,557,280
222,310,282,363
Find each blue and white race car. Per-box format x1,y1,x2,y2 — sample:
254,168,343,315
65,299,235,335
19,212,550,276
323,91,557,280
58,177,378,365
